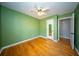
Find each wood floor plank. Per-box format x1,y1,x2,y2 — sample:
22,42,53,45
0,37,78,56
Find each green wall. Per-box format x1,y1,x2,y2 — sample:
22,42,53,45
58,12,72,19
74,4,79,50
0,5,2,49
0,6,40,48
39,20,46,36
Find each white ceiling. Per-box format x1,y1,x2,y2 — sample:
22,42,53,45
1,2,78,19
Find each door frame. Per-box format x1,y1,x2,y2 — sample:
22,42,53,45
58,13,74,49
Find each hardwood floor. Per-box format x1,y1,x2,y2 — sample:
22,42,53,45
0,37,78,56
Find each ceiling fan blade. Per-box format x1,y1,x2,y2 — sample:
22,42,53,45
42,8,49,11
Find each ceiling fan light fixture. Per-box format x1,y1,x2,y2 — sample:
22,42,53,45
37,11,45,16
32,6,49,16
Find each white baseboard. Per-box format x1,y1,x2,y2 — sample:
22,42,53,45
0,36,40,54
75,47,79,55
0,36,59,54
39,36,59,43
53,39,59,42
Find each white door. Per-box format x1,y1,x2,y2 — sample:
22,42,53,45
70,14,74,49
47,20,54,39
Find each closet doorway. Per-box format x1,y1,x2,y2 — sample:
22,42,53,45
58,16,74,49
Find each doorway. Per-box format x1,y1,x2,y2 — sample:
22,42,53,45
58,17,74,49
47,19,54,40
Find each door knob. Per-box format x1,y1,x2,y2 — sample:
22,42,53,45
70,33,74,34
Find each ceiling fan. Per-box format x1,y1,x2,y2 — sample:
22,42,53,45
32,6,49,16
